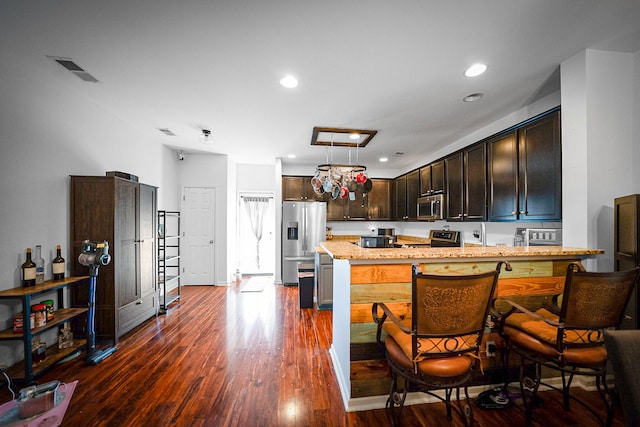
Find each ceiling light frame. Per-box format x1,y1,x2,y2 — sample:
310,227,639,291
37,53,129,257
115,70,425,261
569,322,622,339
310,127,377,148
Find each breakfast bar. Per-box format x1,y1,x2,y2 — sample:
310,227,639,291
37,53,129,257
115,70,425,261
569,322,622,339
319,241,604,412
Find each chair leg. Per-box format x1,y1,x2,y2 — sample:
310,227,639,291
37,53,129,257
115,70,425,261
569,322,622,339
386,371,407,427
455,386,474,427
596,372,615,427
445,388,453,420
519,357,541,427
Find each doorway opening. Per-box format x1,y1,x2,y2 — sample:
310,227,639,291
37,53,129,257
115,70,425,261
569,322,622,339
238,193,275,276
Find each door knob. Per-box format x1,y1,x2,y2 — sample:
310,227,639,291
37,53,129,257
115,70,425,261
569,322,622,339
209,240,214,244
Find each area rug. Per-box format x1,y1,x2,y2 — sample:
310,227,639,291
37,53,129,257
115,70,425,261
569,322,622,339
240,276,271,292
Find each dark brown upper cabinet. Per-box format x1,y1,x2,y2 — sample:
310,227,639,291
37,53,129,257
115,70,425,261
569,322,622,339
420,160,445,196
325,178,393,221
282,176,325,201
445,143,487,221
394,171,420,220
488,110,561,221
368,179,393,220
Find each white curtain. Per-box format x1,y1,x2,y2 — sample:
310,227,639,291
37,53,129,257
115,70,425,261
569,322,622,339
242,196,271,269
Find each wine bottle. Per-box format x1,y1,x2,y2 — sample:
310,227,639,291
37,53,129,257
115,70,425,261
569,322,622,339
21,248,37,287
52,244,65,280
34,245,45,285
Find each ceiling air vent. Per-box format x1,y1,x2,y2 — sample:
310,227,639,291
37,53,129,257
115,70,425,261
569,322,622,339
47,56,99,83
157,128,176,136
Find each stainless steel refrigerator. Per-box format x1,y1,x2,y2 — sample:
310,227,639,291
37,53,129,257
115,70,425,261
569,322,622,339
282,201,327,285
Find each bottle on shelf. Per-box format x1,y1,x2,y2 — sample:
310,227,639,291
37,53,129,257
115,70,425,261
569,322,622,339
21,248,37,287
34,245,45,285
52,244,65,280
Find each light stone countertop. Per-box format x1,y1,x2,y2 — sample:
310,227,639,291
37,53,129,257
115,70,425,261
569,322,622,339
319,240,603,261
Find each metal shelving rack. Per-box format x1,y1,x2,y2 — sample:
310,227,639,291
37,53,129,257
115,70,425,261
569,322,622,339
158,210,181,312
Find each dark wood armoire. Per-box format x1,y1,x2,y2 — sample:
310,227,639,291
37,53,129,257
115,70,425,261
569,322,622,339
70,175,157,344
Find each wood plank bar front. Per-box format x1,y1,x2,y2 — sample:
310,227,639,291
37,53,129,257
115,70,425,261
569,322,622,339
320,241,603,411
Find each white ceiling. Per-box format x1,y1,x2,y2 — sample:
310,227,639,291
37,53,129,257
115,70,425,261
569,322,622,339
2,1,640,172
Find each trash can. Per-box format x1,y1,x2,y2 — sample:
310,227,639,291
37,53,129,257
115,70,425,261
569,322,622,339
298,263,314,309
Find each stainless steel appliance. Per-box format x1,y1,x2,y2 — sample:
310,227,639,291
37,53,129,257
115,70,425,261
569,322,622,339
360,235,394,248
417,194,444,221
524,228,562,246
377,228,397,243
429,229,461,247
282,201,327,285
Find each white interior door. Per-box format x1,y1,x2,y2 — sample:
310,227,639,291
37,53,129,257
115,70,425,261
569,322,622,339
182,187,216,285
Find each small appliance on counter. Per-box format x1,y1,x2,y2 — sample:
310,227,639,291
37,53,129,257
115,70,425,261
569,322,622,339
360,235,395,248
429,230,461,247
377,228,397,243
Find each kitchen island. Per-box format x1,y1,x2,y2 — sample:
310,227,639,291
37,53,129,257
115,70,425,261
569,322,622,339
319,241,604,412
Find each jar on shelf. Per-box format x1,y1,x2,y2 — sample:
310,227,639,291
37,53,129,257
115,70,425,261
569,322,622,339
40,299,55,322
31,336,46,366
31,304,47,328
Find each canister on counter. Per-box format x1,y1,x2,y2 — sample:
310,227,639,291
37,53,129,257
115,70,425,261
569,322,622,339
31,304,47,328
40,300,54,322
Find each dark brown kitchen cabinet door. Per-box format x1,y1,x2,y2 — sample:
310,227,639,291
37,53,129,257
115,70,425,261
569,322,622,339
394,176,407,220
346,187,368,219
282,176,305,200
445,153,464,221
282,176,324,201
406,170,420,220
368,179,392,219
431,160,445,193
465,142,487,221
488,131,519,221
419,165,432,196
517,111,561,221
326,197,345,221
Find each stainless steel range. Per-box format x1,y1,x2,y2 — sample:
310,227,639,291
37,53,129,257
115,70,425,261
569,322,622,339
429,230,461,247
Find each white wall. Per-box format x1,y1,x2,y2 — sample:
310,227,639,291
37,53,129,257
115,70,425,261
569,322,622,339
562,49,638,271
0,55,180,367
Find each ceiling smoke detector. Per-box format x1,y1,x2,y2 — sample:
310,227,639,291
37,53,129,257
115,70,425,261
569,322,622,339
199,129,213,144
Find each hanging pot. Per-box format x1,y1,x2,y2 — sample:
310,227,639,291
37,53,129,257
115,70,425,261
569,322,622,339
339,186,349,199
363,179,373,192
331,184,340,200
347,179,358,192
323,178,333,193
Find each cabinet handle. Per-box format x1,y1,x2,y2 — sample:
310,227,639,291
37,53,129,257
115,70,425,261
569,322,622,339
520,211,526,214
458,213,463,218
511,211,516,215
136,300,143,305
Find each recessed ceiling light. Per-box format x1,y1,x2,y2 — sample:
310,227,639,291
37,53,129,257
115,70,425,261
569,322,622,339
349,133,361,140
379,157,388,162
463,92,484,102
280,75,299,88
287,154,296,159
464,63,487,77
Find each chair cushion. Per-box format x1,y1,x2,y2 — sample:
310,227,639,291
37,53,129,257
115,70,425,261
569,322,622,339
505,308,600,345
503,323,608,366
385,335,473,378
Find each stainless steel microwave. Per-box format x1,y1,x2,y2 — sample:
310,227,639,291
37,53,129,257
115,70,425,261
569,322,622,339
417,194,444,221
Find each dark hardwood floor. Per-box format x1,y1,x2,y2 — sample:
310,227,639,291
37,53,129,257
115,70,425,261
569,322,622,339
1,278,626,426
